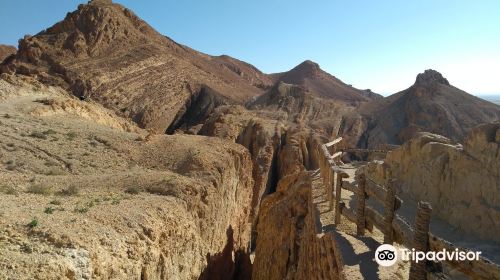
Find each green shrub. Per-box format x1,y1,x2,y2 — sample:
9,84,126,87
74,206,89,214
66,132,77,140
45,167,67,176
42,129,57,135
34,98,55,105
44,207,54,214
27,218,38,228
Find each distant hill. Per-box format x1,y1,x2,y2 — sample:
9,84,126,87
357,70,500,147
478,95,500,105
269,60,382,104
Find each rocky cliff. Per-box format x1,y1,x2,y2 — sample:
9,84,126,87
363,123,500,242
252,130,335,280
248,82,363,144
0,76,253,279
1,1,499,279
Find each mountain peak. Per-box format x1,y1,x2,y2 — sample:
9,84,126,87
292,60,320,73
14,0,167,60
88,0,113,6
415,69,450,86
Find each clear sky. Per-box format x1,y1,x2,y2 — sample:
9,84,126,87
1,0,499,95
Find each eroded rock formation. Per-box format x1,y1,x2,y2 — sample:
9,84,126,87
252,131,338,280
0,76,253,280
363,123,500,242
1,1,500,279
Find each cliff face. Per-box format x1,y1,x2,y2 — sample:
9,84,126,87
358,70,500,147
0,76,253,280
248,82,362,144
363,123,500,242
252,172,312,280
252,131,343,280
198,106,281,249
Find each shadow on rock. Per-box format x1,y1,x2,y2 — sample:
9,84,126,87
198,226,252,280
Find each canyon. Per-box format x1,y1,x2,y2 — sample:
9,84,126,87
0,0,499,279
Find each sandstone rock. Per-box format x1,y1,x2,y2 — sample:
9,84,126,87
252,171,312,280
0,78,253,279
248,82,360,145
199,105,281,250
364,124,500,242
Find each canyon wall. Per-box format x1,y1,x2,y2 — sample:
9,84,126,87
0,77,254,280
363,123,500,242
252,130,340,280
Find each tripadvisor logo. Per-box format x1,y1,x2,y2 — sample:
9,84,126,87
374,244,482,267
375,244,398,266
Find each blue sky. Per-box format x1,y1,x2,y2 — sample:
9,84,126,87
1,0,499,95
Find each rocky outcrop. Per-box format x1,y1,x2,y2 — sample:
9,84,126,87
248,82,360,142
252,172,312,280
363,123,500,242
212,55,274,90
199,106,281,249
358,70,500,147
165,86,229,134
252,131,339,280
0,45,16,62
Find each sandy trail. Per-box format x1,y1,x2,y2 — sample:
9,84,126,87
310,168,410,280
325,162,499,279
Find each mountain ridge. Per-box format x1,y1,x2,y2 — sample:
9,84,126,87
0,0,271,132
269,60,382,103
357,69,500,147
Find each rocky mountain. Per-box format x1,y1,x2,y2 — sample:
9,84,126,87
269,60,382,104
1,1,499,279
0,0,271,133
212,55,274,90
357,69,500,147
0,45,16,62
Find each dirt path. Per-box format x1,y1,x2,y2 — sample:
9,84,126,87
310,168,410,279
318,162,499,279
